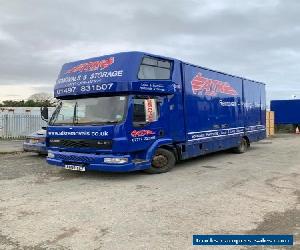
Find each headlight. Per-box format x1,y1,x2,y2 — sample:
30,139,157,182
47,151,55,158
104,157,128,164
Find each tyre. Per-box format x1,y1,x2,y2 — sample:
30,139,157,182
233,138,248,154
144,148,176,174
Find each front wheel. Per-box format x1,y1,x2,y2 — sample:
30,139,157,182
233,138,248,154
144,148,176,174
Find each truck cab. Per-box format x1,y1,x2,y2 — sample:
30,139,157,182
45,52,184,173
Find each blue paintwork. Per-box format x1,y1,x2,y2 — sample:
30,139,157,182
54,52,175,98
23,129,47,154
47,151,150,172
46,51,266,172
271,99,300,124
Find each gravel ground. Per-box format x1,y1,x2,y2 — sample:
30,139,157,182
0,135,299,250
0,140,23,154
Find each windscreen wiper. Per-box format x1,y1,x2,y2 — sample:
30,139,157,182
49,102,62,125
73,102,78,125
89,121,119,126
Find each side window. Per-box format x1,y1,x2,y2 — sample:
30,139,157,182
133,97,159,126
55,102,74,124
138,57,172,80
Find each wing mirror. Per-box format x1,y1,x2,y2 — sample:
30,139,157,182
40,106,49,121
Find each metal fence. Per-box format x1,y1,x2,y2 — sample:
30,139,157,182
0,114,47,139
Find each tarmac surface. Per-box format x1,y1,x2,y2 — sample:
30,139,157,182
0,135,299,249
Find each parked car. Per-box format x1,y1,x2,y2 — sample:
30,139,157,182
23,129,47,155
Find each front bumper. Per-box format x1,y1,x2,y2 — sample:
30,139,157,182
47,151,151,172
23,142,47,154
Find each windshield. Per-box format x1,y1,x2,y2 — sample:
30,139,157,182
50,96,127,125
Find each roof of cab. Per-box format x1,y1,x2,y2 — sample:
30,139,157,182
60,50,265,86
61,51,178,67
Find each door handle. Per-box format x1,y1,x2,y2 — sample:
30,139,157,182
158,130,164,137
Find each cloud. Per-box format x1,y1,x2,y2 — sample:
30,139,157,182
0,0,300,102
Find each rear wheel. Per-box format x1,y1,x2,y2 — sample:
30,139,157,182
144,148,176,174
233,138,248,154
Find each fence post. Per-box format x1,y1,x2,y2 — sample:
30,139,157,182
4,114,8,139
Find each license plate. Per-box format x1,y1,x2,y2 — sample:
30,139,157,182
64,164,86,172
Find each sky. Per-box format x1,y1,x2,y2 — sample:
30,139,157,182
0,0,300,104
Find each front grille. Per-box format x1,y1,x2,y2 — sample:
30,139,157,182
57,154,95,163
49,139,112,149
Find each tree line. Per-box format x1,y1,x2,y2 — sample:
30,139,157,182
0,99,55,107
0,93,57,107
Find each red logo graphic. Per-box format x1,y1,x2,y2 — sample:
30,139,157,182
145,99,155,122
65,57,114,74
131,130,155,137
191,73,238,96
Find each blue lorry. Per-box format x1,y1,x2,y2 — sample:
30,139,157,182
42,51,266,173
271,99,300,125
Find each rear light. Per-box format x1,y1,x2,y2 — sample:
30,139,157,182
38,138,46,143
26,138,45,144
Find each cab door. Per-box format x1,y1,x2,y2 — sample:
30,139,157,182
128,95,168,151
